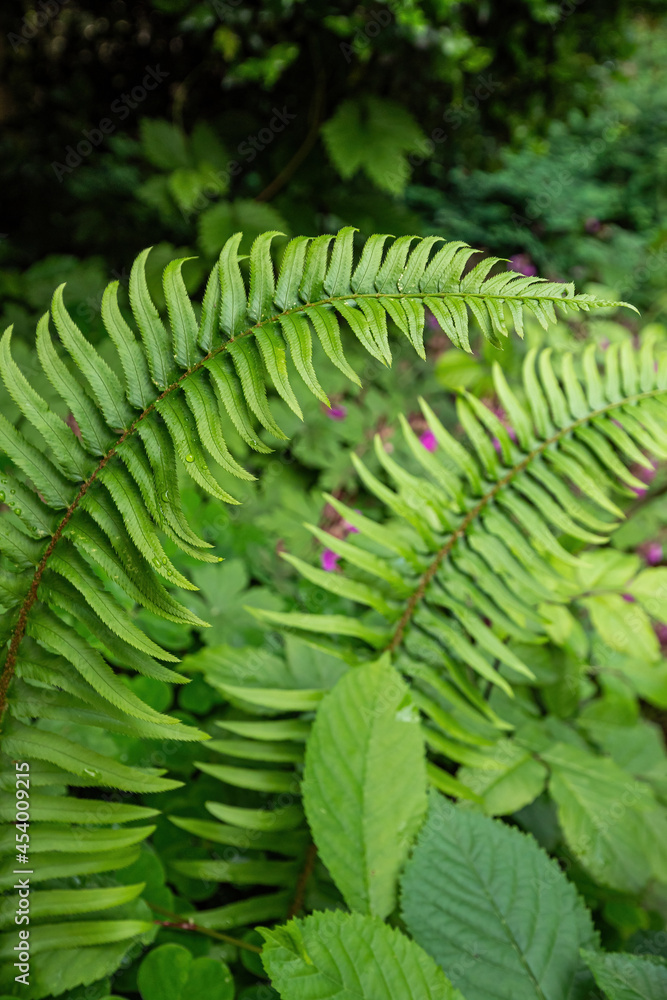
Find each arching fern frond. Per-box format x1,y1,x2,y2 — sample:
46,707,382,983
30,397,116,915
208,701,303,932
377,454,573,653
253,335,667,797
0,229,629,987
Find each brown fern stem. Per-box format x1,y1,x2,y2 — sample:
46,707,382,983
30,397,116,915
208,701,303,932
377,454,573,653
287,842,317,918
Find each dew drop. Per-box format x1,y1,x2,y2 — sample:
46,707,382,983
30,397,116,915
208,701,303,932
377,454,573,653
152,557,160,567
0,492,4,502
163,491,169,501
217,556,223,562
8,500,14,506
14,508,21,515
161,557,167,565
185,454,194,463
9,489,15,495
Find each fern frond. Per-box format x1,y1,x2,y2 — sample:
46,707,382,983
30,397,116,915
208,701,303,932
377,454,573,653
254,336,667,795
0,229,629,981
167,641,333,922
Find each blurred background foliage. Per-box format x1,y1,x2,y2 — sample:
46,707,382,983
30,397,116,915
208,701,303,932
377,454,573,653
3,0,667,340
3,2,667,997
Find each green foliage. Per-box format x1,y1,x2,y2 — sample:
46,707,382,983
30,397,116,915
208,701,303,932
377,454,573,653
582,949,667,999
321,98,427,195
0,229,665,999
260,910,462,1000
400,793,598,1000
412,18,667,308
136,943,234,1000
302,655,427,919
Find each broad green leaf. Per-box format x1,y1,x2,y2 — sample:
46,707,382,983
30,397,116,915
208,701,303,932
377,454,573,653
627,567,667,624
302,655,427,918
401,793,597,1000
457,739,548,816
581,594,660,662
542,742,667,892
582,949,667,1000
260,910,461,1000
137,943,235,1000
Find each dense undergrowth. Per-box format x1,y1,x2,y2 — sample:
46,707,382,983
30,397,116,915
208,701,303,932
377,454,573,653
0,230,666,1000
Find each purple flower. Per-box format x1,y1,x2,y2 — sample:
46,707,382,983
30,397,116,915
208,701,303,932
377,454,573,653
321,548,340,572
492,437,502,455
642,542,663,566
585,217,602,234
655,623,667,647
420,430,438,452
327,405,347,421
426,310,440,332
638,463,657,485
489,403,517,441
508,254,537,277
342,520,359,534
632,461,657,496
622,593,636,603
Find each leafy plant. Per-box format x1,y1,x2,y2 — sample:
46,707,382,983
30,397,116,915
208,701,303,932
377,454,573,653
1,229,665,998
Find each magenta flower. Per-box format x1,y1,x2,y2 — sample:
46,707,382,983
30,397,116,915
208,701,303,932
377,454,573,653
321,548,340,572
342,520,359,534
632,461,657,496
655,623,667,648
640,542,663,566
622,593,636,603
327,405,347,421
426,310,440,332
489,403,517,441
420,430,438,452
638,463,657,485
508,254,537,277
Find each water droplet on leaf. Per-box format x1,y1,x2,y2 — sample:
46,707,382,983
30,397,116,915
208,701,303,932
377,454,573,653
185,454,194,463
